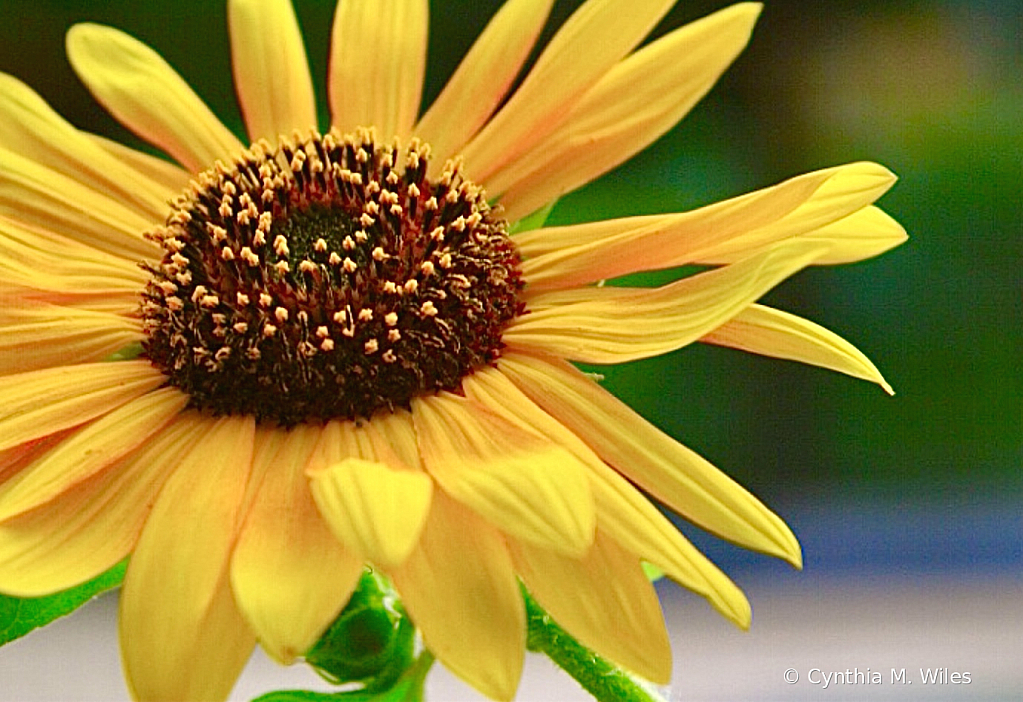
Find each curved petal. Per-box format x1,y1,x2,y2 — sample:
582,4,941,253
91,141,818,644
231,425,363,664
702,304,895,393
66,23,243,173
518,162,898,290
120,415,257,702
414,0,555,165
412,392,595,557
462,366,751,628
492,3,761,221
389,491,524,702
0,305,141,376
498,351,802,567
229,0,317,142
0,361,165,453
507,239,827,364
87,133,192,194
328,0,428,141
0,387,185,522
0,73,176,223
0,413,197,597
460,0,677,184
309,457,432,568
511,531,672,683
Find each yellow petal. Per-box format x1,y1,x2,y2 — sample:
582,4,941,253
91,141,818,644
462,366,750,628
511,531,672,683
461,0,678,183
0,361,165,453
507,239,827,364
493,3,761,221
760,205,908,265
0,305,141,376
518,162,897,290
703,304,895,394
231,425,363,664
229,0,317,142
412,392,595,557
87,133,192,195
328,0,428,140
66,23,243,172
415,0,555,165
389,491,524,702
0,413,198,597
0,387,185,521
120,415,257,702
0,73,176,223
499,351,802,566
309,457,432,569
0,146,161,262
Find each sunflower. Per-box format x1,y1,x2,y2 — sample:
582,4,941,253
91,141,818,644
0,0,905,700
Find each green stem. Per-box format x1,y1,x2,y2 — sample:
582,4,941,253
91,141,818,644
523,592,667,702
400,650,434,702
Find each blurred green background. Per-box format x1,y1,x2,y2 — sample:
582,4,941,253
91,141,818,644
0,0,1018,595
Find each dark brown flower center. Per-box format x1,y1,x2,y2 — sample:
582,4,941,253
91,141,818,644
140,128,525,426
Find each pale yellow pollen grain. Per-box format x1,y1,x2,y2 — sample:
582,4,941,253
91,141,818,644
372,247,387,261
404,279,418,294
320,338,335,352
364,339,379,354
253,230,267,247
275,307,289,323
384,312,398,326
191,285,208,302
390,204,403,216
429,226,445,241
237,209,252,226
421,301,438,316
233,321,248,333
220,247,235,261
408,183,420,198
366,180,381,196
382,349,396,363
200,294,220,309
218,200,233,218
383,281,398,294
175,271,192,285
316,326,329,338
342,235,355,251
259,293,273,308
386,171,400,186
420,261,435,275
166,296,184,311
360,213,375,227
358,308,373,322
356,148,369,163
355,231,369,243
329,252,342,265
157,280,178,294
240,247,259,266
425,196,438,211
387,329,401,342
221,180,237,196
263,323,277,337
299,260,317,273
343,257,358,273
236,292,250,306
333,310,347,324
273,235,290,257
258,212,274,232
365,201,380,216
275,260,290,274
342,326,355,338
439,253,453,268
166,237,185,252
171,253,189,267
314,238,328,252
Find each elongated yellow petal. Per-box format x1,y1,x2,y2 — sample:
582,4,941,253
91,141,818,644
499,351,802,566
66,23,243,172
120,415,256,702
0,146,161,262
462,366,751,628
0,361,164,453
512,531,672,683
389,491,524,702
87,133,192,194
0,414,198,597
0,73,176,223
328,0,428,140
229,0,317,142
415,0,555,165
703,304,894,393
412,392,595,556
0,387,185,521
231,425,362,664
0,305,140,376
518,162,897,290
310,457,432,568
461,0,678,183
493,3,761,221
508,239,826,364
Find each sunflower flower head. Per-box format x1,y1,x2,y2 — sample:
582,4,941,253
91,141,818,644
0,1,906,701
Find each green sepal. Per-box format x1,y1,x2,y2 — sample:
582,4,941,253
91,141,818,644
104,341,144,361
508,199,557,235
0,559,126,647
254,650,434,702
305,570,415,693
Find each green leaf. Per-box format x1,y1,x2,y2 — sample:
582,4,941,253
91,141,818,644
508,199,557,234
0,560,126,647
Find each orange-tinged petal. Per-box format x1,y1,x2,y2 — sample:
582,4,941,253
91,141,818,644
518,162,897,290
0,361,165,453
231,425,362,664
493,3,761,221
499,351,802,567
66,23,243,173
462,366,751,628
229,0,317,142
703,304,895,394
120,415,257,702
412,392,595,557
309,457,432,568
0,305,141,376
461,0,678,183
0,387,185,521
507,239,827,364
328,0,428,141
0,73,176,223
0,414,197,597
415,0,555,165
389,491,524,702
511,531,672,683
